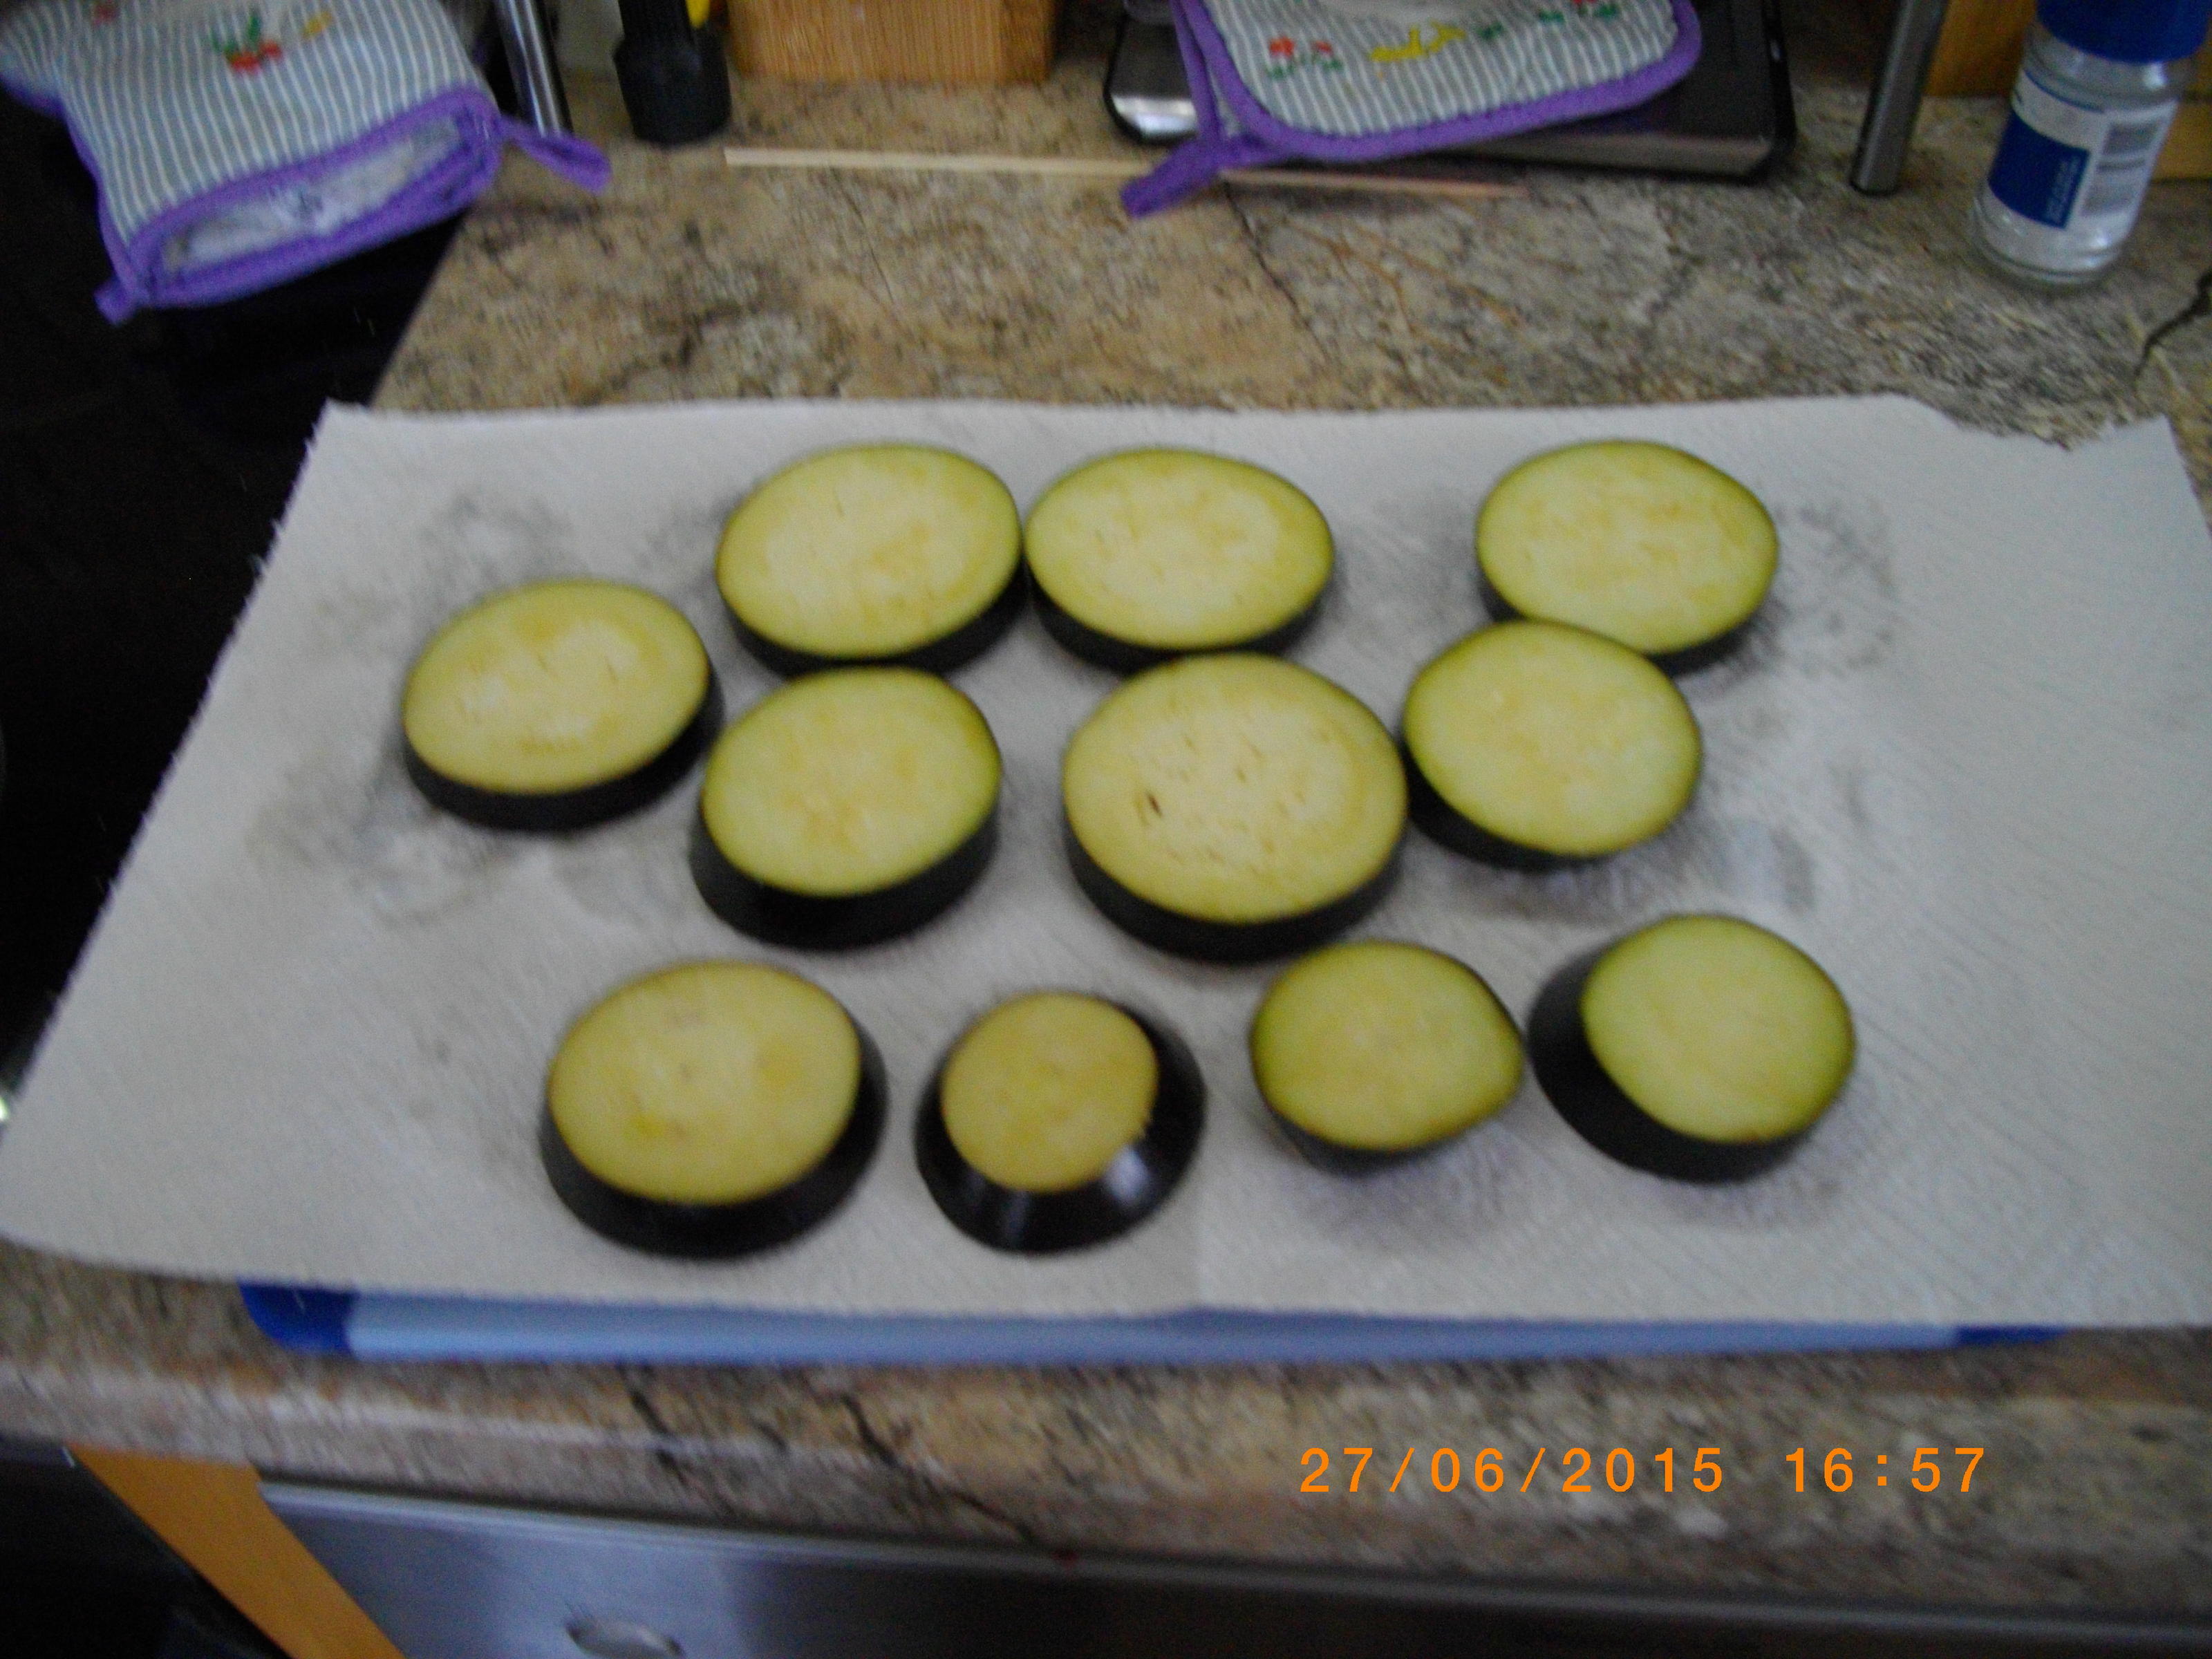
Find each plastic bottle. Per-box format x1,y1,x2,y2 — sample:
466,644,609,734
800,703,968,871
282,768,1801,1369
1969,0,2211,288
613,0,729,145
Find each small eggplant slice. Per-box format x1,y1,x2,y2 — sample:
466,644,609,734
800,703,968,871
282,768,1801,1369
1061,654,1406,963
1477,440,1777,673
692,668,1000,950
716,444,1023,675
402,579,718,832
1402,620,1700,870
916,992,1204,1254
542,961,885,1257
1529,915,1855,1183
1023,449,1332,673
1252,941,1523,1172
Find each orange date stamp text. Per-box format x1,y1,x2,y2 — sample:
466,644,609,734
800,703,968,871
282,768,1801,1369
1299,1445,1986,1495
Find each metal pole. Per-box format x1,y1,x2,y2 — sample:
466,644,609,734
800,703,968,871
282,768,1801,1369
491,0,573,137
1849,0,1951,194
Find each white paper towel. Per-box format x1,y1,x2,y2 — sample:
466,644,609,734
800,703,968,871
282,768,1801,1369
5,395,2209,1324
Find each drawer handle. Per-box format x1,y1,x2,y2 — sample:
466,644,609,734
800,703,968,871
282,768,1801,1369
567,1618,684,1659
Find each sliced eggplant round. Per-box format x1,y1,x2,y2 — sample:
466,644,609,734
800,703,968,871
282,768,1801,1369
1251,941,1523,1172
692,668,1000,949
1402,620,1700,869
915,992,1204,1254
1022,449,1333,672
541,961,885,1257
1477,441,1778,672
402,579,718,832
1530,915,1855,1183
1062,654,1406,962
715,444,1023,675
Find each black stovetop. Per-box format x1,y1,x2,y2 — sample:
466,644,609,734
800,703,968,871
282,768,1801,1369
0,94,456,1083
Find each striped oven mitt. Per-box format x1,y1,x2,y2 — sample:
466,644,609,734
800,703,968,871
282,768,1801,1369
0,0,607,319
1125,0,1701,214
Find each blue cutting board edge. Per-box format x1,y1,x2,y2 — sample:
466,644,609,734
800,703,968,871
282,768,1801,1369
238,1284,2059,1365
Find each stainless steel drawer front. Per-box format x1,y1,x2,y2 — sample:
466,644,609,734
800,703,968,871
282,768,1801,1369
263,1481,2212,1659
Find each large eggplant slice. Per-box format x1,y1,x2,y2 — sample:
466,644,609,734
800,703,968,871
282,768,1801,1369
1251,941,1523,1172
1022,449,1333,673
716,444,1023,675
1062,655,1406,963
692,668,1000,949
1477,441,1777,673
402,579,718,832
1529,915,1855,1183
1402,620,1700,870
542,961,885,1257
915,992,1204,1254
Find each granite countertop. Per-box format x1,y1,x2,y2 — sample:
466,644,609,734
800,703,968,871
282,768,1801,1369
4,0,2210,1618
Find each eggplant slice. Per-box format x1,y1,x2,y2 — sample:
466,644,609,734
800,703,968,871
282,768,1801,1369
693,668,1000,949
542,961,885,1257
1477,441,1777,673
402,579,718,832
916,992,1204,1254
1023,449,1333,672
1402,620,1700,869
1252,941,1523,1172
716,444,1023,675
1530,915,1855,1183
1062,655,1407,962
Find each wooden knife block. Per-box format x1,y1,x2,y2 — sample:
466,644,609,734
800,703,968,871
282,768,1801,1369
727,0,1059,84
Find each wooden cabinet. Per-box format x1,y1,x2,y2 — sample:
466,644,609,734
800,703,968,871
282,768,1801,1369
726,0,1060,84
1910,0,2211,177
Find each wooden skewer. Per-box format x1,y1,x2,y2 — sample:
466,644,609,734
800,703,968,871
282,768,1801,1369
720,147,1517,201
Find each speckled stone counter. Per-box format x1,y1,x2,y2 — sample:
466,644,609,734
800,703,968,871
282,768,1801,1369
4,0,2209,1619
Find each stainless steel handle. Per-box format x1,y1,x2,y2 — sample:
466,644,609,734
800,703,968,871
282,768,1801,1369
492,0,573,136
1850,0,1951,194
568,1618,684,1658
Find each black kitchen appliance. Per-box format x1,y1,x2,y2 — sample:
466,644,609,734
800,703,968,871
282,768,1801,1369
1107,0,1794,178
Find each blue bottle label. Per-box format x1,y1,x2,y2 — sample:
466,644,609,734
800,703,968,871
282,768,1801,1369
1983,72,2177,234
1987,112,2090,227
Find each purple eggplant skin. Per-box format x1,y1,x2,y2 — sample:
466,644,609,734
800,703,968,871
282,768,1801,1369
690,804,998,952
727,567,1026,679
1528,946,1804,1183
1399,734,1596,874
1029,573,1327,677
1400,720,1701,874
406,676,722,834
1255,966,1522,1176
1064,821,1401,966
1264,1112,1459,1175
1477,570,1750,679
541,1029,886,1258
915,1009,1206,1255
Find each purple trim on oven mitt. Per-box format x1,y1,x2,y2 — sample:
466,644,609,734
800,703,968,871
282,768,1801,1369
0,73,66,118
1124,7,1280,214
1123,0,1704,215
91,88,607,321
